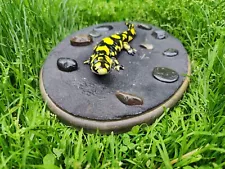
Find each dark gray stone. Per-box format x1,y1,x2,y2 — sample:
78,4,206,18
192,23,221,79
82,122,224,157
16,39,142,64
152,67,179,83
42,22,188,121
57,58,78,72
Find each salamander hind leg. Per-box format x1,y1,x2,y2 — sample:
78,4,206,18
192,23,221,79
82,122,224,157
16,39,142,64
123,42,136,55
112,57,124,71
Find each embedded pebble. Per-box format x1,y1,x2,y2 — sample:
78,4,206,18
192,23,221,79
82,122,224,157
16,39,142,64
152,67,179,83
94,25,113,32
57,58,78,72
89,30,101,38
152,30,167,39
140,43,154,50
137,24,152,30
70,34,93,46
115,91,143,106
163,48,179,57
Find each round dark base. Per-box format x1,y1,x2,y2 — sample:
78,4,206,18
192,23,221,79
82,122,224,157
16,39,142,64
40,22,190,133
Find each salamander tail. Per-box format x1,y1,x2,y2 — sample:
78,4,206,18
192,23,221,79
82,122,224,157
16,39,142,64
125,22,134,30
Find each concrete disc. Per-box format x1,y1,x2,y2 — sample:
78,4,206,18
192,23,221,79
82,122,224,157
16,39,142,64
39,22,190,133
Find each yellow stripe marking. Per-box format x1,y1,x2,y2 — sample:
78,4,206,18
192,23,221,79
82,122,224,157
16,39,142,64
111,52,115,57
105,64,110,69
115,46,120,51
94,62,101,68
119,40,123,48
90,55,98,64
122,33,127,40
111,34,121,39
130,28,135,35
103,37,114,45
128,36,133,42
105,55,112,64
97,57,104,60
96,45,110,55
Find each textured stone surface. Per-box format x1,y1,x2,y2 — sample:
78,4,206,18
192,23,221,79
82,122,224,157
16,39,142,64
42,22,188,121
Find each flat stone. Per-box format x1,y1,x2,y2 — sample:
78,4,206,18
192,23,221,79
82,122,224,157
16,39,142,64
140,43,154,50
40,22,190,133
115,91,143,106
137,24,152,30
94,25,113,32
152,67,179,83
152,30,167,39
89,30,101,38
70,34,93,46
57,58,78,72
163,48,179,57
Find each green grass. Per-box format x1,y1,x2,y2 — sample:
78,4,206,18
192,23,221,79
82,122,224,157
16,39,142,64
0,0,225,168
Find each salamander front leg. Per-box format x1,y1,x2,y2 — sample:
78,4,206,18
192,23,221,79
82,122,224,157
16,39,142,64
112,57,124,71
83,59,90,65
123,42,137,55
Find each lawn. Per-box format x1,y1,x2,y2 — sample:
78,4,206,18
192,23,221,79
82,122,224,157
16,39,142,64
0,0,225,168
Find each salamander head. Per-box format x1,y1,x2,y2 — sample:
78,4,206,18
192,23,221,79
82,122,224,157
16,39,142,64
96,68,109,75
91,60,111,75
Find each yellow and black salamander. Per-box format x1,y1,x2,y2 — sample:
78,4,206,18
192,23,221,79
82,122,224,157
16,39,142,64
84,22,136,75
